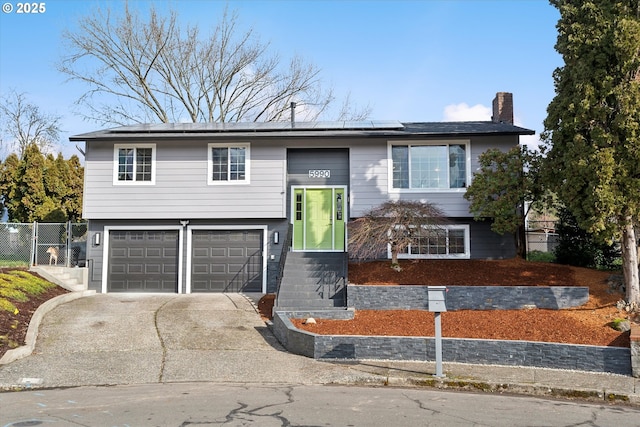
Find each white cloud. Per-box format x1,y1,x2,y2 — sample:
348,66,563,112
520,133,543,151
442,103,492,121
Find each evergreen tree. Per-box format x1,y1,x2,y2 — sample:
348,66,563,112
59,154,84,221
0,145,84,222
542,0,640,304
13,144,46,222
464,146,544,258
0,153,20,219
554,206,619,269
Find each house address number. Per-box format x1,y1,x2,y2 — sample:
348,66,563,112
308,169,330,178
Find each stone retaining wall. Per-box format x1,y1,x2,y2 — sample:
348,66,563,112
347,285,589,310
272,311,632,376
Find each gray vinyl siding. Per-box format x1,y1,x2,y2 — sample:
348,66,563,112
84,135,518,220
83,140,286,220
349,135,519,218
86,221,105,293
468,220,516,259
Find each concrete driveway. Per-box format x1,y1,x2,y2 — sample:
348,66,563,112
0,293,374,389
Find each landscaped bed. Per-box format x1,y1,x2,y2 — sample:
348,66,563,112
0,269,69,358
288,258,630,348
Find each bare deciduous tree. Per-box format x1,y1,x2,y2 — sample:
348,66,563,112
59,4,369,125
348,200,447,271
0,90,62,157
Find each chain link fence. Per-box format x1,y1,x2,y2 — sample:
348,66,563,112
526,220,558,255
0,222,87,268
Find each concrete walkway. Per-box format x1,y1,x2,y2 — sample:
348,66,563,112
0,293,639,406
0,294,374,388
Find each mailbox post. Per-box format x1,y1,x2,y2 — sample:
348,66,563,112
427,286,447,378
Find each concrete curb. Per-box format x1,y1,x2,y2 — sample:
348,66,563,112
0,290,96,365
328,362,640,405
387,377,638,405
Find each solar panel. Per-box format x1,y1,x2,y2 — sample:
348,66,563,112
371,120,404,129
106,119,406,135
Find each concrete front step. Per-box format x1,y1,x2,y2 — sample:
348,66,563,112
30,266,88,292
275,300,344,309
282,271,344,279
277,287,344,295
278,280,343,289
277,251,347,310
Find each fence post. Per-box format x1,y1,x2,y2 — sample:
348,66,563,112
66,221,71,268
31,221,37,266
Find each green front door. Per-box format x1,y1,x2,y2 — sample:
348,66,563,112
293,187,345,251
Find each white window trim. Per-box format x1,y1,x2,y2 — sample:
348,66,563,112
113,143,156,185
207,142,251,185
390,224,471,260
387,140,471,193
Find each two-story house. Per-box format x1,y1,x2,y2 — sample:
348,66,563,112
71,92,534,307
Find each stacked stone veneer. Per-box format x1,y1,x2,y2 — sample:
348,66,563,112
272,310,632,375
347,285,589,310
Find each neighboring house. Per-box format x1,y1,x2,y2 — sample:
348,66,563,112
70,92,534,302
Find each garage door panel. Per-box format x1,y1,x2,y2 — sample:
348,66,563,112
111,248,127,257
145,264,161,274
210,264,226,273
108,230,179,293
228,248,245,257
110,281,125,291
192,264,209,274
126,248,142,257
191,281,208,291
146,248,162,257
228,262,246,270
193,248,209,258
128,264,143,274
191,230,263,292
211,248,226,257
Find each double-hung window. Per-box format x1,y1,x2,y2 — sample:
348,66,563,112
208,143,250,185
113,144,156,185
393,225,470,259
390,141,469,190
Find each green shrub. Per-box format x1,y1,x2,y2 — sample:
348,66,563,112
0,270,56,314
553,207,619,269
527,250,555,263
0,298,18,314
0,287,29,302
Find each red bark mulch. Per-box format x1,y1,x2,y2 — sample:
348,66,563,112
274,259,630,348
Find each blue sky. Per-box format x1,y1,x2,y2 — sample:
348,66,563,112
0,0,561,157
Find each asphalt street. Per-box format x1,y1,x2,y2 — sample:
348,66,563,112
2,382,640,426
0,292,639,427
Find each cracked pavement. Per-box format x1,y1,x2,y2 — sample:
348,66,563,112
0,293,380,388
1,382,638,426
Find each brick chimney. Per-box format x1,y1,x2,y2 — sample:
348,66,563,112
492,92,513,124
